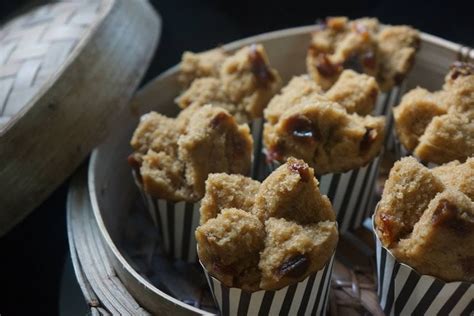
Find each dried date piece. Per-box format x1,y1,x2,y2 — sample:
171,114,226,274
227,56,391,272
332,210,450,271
314,53,341,78
284,115,319,143
432,199,474,235
278,254,310,278
360,127,378,153
249,44,275,87
287,159,311,182
450,61,474,80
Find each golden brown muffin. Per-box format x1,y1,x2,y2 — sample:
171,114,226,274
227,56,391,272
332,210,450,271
196,158,338,291
375,157,474,282
394,62,474,164
176,44,282,123
306,17,419,91
130,105,253,202
263,99,385,174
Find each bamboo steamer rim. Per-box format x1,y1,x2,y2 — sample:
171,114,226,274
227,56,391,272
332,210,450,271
84,24,473,315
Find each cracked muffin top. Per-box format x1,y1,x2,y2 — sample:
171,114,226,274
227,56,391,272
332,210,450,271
375,157,474,282
129,104,253,202
263,74,385,174
196,158,338,291
306,16,420,91
176,44,282,123
394,62,474,164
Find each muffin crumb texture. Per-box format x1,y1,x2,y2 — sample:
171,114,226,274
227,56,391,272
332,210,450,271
196,158,338,291
375,157,474,282
177,44,282,123
130,105,253,202
263,73,385,174
306,16,420,91
394,61,474,164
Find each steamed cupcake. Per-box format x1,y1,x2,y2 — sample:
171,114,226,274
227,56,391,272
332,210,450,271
373,156,474,314
129,104,253,261
196,158,338,314
394,62,474,164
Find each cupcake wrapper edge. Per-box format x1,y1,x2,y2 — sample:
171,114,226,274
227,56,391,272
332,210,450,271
201,254,335,316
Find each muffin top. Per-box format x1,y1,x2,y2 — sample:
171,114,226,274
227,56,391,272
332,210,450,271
394,62,474,164
196,158,338,291
176,44,282,123
306,17,420,91
129,104,253,202
178,48,229,87
263,74,385,174
375,157,474,282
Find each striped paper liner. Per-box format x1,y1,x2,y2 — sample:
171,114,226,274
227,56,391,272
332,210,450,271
376,82,407,153
266,156,380,232
132,171,200,262
375,237,474,315
249,118,265,180
201,254,335,316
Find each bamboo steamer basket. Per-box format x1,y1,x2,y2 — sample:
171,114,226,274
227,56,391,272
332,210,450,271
0,0,161,236
68,26,474,315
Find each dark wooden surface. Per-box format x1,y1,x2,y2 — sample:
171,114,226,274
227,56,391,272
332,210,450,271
0,0,472,315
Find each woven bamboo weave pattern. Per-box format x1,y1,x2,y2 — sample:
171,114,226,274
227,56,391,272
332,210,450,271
0,1,103,128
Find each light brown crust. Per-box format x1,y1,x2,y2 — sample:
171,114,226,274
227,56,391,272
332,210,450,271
263,98,385,174
306,17,419,91
131,105,253,201
176,44,282,123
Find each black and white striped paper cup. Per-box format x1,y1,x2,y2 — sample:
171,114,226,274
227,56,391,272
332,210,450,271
201,254,335,316
266,155,381,232
132,171,200,262
374,232,474,315
373,82,407,153
249,118,265,180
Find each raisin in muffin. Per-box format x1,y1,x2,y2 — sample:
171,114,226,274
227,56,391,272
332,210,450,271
263,74,385,174
307,17,420,91
394,62,474,164
375,157,474,282
196,158,338,291
129,104,253,202
176,44,282,123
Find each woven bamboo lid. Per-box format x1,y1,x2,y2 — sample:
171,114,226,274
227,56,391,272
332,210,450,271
0,0,161,236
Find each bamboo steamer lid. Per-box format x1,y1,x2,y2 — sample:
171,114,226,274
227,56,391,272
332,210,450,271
0,0,161,236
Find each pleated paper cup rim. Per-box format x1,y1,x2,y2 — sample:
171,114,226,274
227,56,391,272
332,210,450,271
199,253,335,316
263,150,381,232
132,170,200,262
371,214,474,315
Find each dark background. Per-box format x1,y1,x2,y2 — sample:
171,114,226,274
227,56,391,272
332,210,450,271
0,0,472,315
